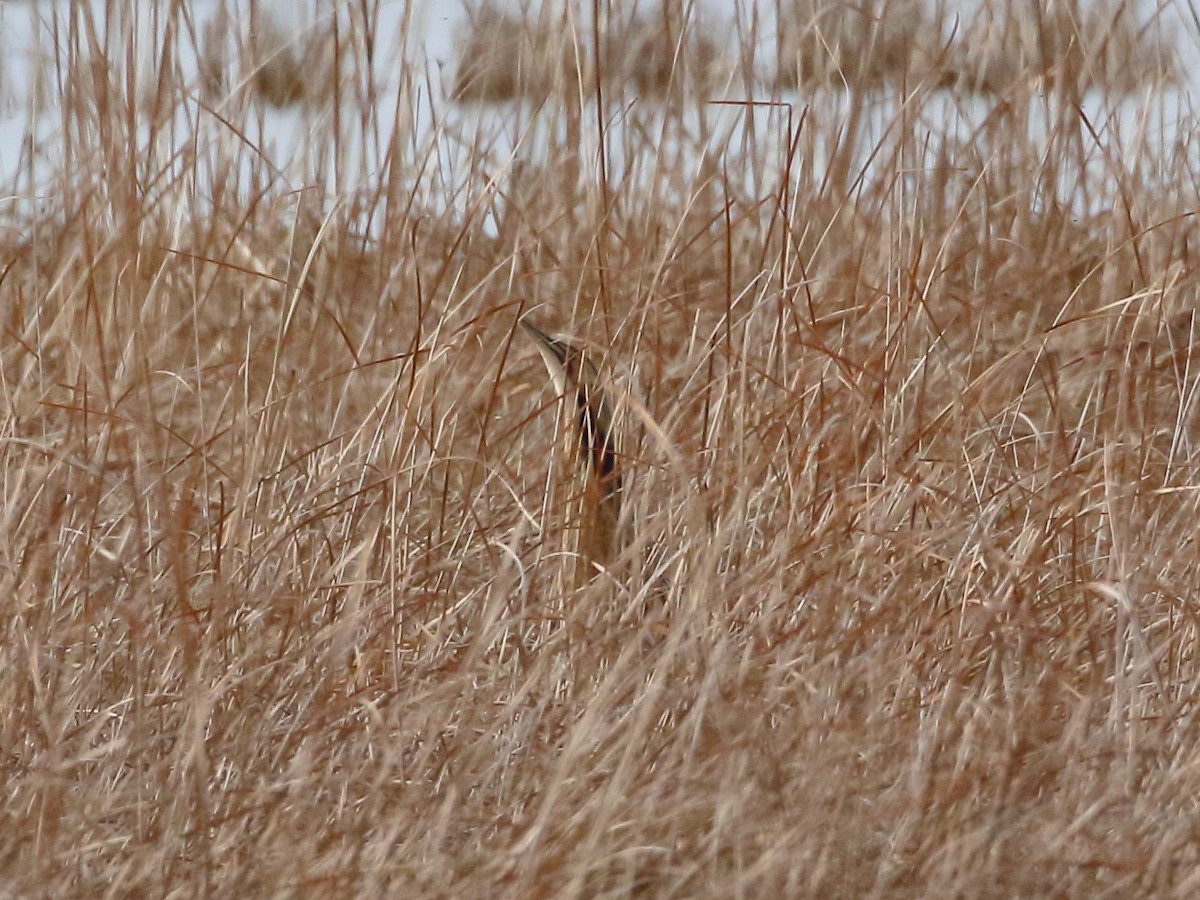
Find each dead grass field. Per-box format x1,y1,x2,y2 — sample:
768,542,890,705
2,0,1200,896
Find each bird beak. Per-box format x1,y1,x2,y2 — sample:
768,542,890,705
519,317,571,397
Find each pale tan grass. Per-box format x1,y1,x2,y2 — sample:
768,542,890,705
774,0,947,90
948,0,1180,94
247,9,339,108
2,1,1200,896
452,2,726,105
603,2,727,99
451,3,585,103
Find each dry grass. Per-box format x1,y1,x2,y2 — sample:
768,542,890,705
774,0,1178,94
775,0,950,90
4,0,1200,895
451,1,728,103
604,2,728,98
946,0,1180,94
451,3,586,103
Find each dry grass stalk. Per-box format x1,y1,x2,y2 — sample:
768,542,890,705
451,3,584,103
249,10,338,108
3,0,1200,895
199,5,231,101
775,0,945,89
948,0,1179,94
604,2,725,98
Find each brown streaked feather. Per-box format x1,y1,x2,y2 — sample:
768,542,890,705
520,317,622,581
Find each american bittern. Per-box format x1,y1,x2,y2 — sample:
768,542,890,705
520,317,622,585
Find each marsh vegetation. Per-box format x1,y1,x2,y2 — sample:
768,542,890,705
1,0,1199,894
